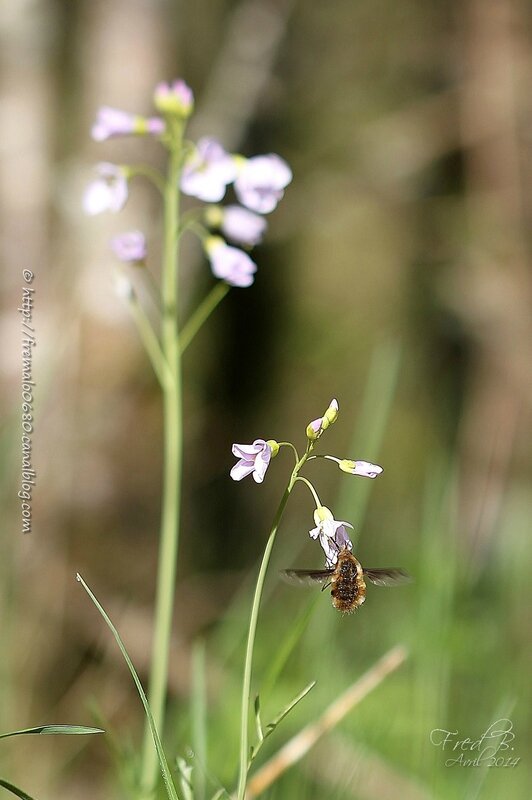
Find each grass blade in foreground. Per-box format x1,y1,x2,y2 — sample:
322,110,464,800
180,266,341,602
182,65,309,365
0,779,38,800
245,644,408,798
0,725,104,740
76,573,181,800
250,682,316,765
191,640,207,800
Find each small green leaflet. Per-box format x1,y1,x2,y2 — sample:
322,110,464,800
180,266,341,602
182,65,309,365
0,725,104,740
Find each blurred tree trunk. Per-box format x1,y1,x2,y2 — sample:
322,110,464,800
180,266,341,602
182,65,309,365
455,0,532,571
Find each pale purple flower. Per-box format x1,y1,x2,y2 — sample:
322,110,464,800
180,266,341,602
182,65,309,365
180,138,237,202
234,154,292,214
309,506,353,568
91,106,164,142
220,205,267,246
335,458,384,479
230,439,272,483
83,163,128,215
111,231,147,263
206,237,257,288
154,79,194,116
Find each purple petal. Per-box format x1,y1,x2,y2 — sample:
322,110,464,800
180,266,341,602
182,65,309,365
353,460,383,478
230,460,255,481
234,154,292,214
232,440,265,459
111,231,147,262
208,243,257,288
252,448,271,483
335,525,353,551
221,205,267,246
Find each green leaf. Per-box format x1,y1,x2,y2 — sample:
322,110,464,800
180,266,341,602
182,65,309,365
262,596,319,697
76,573,180,800
211,790,230,800
0,778,38,800
253,695,264,743
0,725,104,741
176,757,193,800
249,682,316,767
264,681,316,738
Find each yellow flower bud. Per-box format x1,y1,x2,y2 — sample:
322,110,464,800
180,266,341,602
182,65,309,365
338,459,356,473
313,505,333,525
306,420,322,440
323,398,339,426
266,440,279,457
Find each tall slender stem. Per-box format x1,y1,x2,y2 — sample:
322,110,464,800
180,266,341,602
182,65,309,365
139,130,184,798
179,281,230,354
236,450,310,800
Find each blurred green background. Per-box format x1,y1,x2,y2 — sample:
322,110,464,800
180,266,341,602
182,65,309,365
1,0,531,798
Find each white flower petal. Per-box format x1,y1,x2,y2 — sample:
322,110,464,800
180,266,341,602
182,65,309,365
83,182,112,215
353,460,383,478
230,460,255,481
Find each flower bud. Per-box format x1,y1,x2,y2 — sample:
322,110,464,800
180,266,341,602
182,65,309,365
266,439,279,458
306,418,323,441
154,79,194,118
323,398,339,426
313,505,334,525
305,399,339,441
111,231,147,264
204,206,224,228
338,459,383,478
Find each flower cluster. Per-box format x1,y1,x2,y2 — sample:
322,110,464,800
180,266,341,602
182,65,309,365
181,142,291,287
230,400,384,567
83,79,291,289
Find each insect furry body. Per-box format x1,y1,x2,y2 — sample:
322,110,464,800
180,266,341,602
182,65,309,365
330,548,366,613
282,545,411,615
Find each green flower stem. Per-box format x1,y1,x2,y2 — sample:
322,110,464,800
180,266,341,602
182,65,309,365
236,448,312,800
139,127,184,799
128,163,166,195
179,282,230,354
128,291,172,389
294,475,321,508
277,442,300,465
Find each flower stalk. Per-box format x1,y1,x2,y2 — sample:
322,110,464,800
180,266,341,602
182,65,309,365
236,445,311,800
139,126,184,799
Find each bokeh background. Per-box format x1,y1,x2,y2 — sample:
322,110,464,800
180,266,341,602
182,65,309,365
1,0,531,798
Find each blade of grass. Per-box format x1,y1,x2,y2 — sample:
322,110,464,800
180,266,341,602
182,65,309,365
0,725,104,740
338,339,402,526
176,758,194,800
0,779,38,800
465,697,516,800
250,682,315,766
412,456,457,793
261,595,320,699
191,639,208,800
244,644,407,799
263,682,316,738
76,574,180,800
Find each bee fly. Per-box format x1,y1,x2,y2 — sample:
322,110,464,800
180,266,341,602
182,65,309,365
282,546,411,614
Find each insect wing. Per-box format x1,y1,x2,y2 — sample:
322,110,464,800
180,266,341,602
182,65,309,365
363,567,412,586
281,568,333,586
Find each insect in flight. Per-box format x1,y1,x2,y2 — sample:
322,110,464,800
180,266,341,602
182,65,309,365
282,546,411,614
